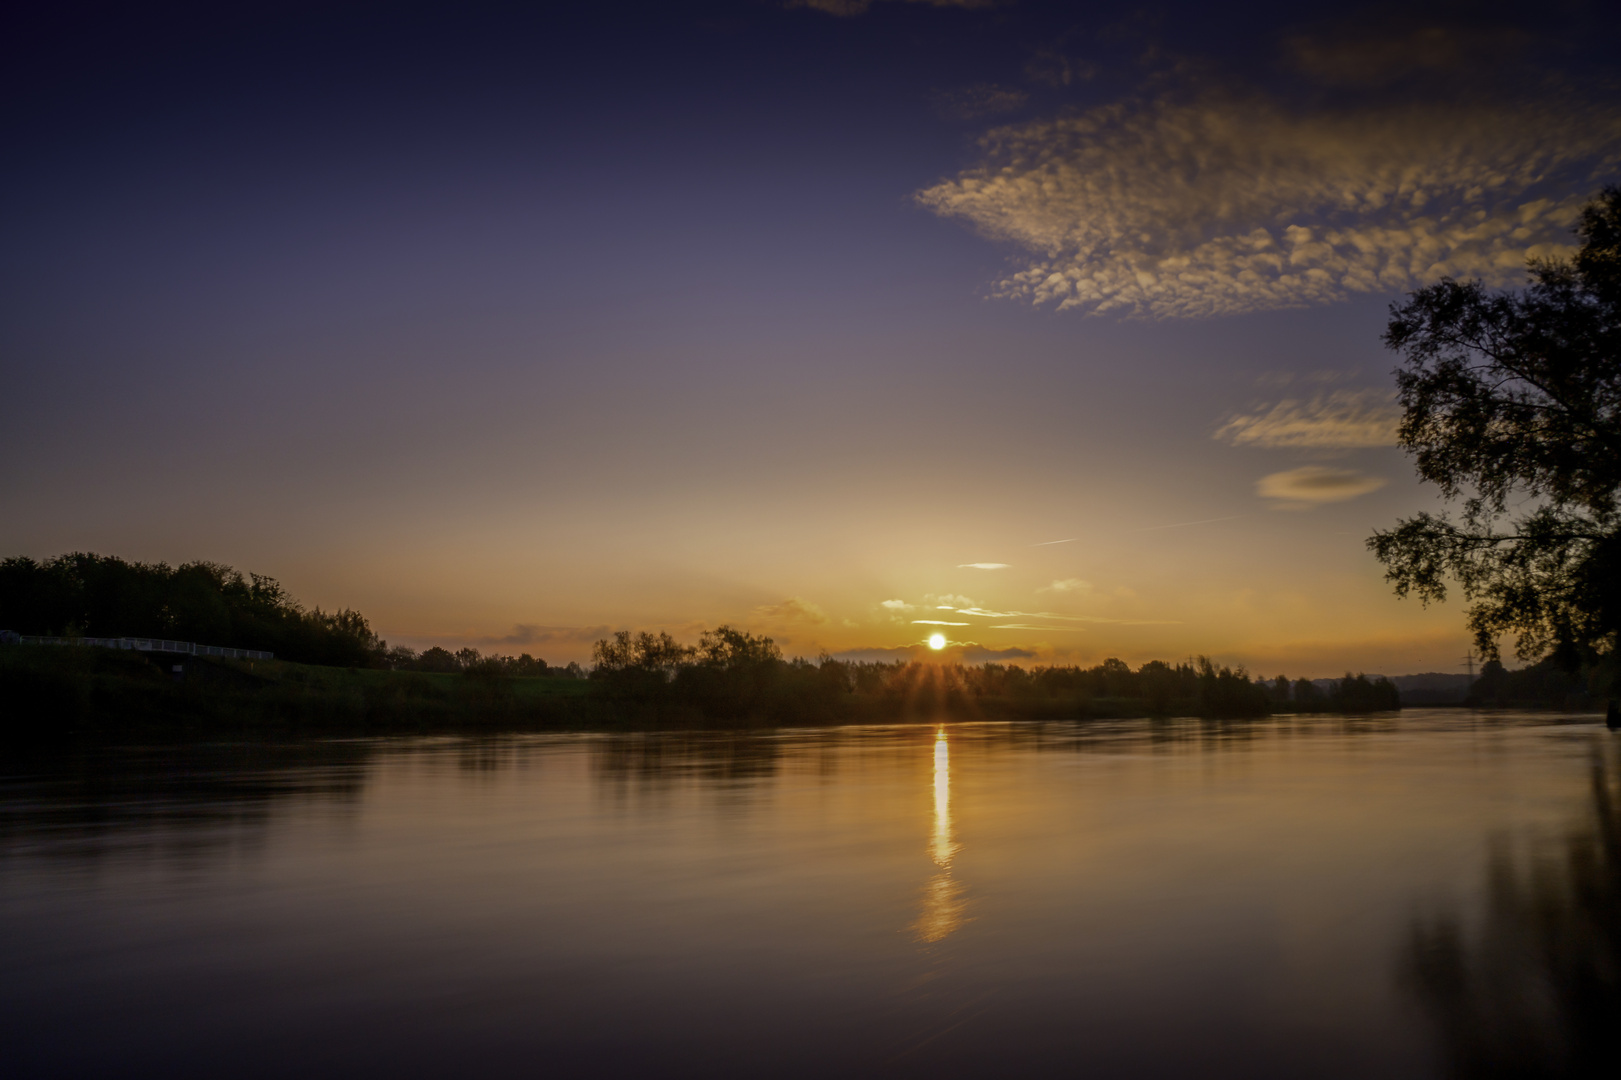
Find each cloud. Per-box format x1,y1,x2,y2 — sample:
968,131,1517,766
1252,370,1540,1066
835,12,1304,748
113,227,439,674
475,624,611,648
912,619,971,626
793,0,995,16
879,598,915,623
955,606,1179,626
958,562,1009,570
752,597,827,624
988,624,1088,632
916,90,1621,317
962,645,1036,661
928,594,976,608
829,642,1035,663
1257,466,1387,504
1038,578,1092,594
1217,389,1401,449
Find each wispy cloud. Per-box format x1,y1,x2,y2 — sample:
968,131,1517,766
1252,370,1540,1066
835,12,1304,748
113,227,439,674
474,624,611,648
916,90,1621,317
880,599,915,612
913,619,971,626
752,597,828,624
1257,466,1386,505
1218,389,1400,449
963,645,1036,661
955,606,1178,626
988,624,1089,632
830,642,1036,663
958,562,1010,570
1037,578,1091,594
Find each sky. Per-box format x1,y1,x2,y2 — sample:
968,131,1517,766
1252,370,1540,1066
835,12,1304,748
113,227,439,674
3,0,1619,674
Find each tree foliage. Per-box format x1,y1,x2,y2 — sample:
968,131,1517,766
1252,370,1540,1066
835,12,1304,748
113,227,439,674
1369,187,1621,667
582,635,1396,720
0,552,381,667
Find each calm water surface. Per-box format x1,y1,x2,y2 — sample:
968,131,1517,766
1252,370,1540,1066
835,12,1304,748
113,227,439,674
2,712,1617,1078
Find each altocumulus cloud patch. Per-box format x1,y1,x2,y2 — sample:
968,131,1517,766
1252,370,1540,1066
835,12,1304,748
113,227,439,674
917,92,1621,317
1217,389,1401,450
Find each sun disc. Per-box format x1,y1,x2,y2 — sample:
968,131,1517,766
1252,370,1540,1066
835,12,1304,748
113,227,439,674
928,633,946,650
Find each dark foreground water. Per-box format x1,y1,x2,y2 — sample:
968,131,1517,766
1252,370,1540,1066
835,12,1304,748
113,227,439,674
2,712,1618,1079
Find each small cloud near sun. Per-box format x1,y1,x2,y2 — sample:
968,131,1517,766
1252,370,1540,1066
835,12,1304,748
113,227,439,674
959,562,1009,570
880,599,914,612
1038,578,1091,594
751,597,827,623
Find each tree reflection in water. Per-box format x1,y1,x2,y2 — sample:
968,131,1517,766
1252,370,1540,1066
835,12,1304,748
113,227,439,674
590,731,783,787
1405,744,1621,1078
0,741,374,864
912,726,966,943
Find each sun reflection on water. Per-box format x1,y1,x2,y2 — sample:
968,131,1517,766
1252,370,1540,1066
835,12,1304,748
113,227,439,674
913,727,966,943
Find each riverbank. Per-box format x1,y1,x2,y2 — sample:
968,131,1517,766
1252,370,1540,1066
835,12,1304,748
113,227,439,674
0,645,603,742
0,645,1266,741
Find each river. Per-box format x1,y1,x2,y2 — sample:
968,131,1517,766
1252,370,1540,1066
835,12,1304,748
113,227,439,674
2,711,1616,1077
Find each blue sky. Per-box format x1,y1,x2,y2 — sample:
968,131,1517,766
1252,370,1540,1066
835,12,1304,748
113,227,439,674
4,0,1618,672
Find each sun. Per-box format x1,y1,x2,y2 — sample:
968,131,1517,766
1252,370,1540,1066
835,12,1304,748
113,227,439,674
928,633,947,650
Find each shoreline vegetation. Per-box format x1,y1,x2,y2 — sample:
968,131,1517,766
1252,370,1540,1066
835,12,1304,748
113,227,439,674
0,551,1604,741
2,641,1405,742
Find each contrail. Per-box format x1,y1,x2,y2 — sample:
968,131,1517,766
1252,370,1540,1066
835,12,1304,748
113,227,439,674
1031,537,1078,546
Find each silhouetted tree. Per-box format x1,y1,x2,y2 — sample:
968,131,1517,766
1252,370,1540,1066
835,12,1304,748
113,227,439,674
1368,187,1621,704
0,553,381,666
1195,656,1271,718
590,630,694,698
1468,657,1595,709
1326,673,1401,713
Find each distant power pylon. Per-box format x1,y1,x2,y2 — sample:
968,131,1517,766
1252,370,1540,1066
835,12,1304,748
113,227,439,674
1462,651,1475,679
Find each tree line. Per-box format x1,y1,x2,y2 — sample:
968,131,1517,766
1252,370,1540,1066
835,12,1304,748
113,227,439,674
590,627,1399,720
0,553,596,678
0,552,1400,721
0,553,381,667
381,644,583,679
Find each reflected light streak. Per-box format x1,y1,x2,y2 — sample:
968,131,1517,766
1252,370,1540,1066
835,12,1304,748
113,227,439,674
913,727,966,943
931,729,957,868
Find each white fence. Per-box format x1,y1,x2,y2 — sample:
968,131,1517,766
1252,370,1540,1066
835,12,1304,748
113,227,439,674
10,635,273,661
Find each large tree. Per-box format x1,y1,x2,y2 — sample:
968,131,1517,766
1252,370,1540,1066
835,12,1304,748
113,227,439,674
1368,187,1621,684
